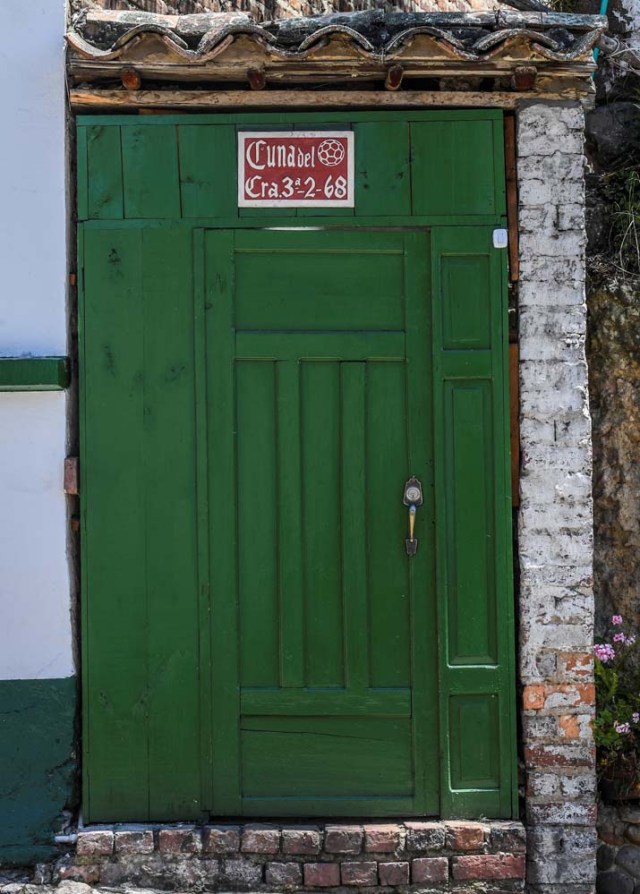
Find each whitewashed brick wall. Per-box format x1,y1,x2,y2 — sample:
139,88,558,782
517,102,596,894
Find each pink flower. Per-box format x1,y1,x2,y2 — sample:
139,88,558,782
594,643,616,662
628,635,637,646
614,722,631,735
612,615,623,625
633,714,640,724
614,632,626,643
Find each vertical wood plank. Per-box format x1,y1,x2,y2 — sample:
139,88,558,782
341,362,369,691
76,127,89,221
355,121,411,217
302,362,344,688
366,361,410,688
82,227,149,820
277,361,305,688
237,360,279,686
122,124,181,219
193,228,213,811
178,124,236,218
87,125,124,219
141,227,202,818
404,229,438,815
206,229,241,813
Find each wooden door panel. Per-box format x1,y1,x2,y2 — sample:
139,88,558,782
204,228,434,815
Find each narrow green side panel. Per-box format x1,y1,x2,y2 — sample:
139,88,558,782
432,226,516,819
81,225,202,822
0,677,76,864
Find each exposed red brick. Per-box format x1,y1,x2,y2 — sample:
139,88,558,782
304,863,341,887
524,743,596,769
378,861,409,885
558,651,593,678
76,831,114,857
452,854,526,881
363,823,401,853
540,683,595,709
203,825,240,854
282,826,322,855
411,857,449,883
158,828,202,854
445,821,487,851
559,714,580,738
325,825,363,854
114,830,154,855
241,824,280,854
341,861,378,886
523,684,545,710
266,862,303,886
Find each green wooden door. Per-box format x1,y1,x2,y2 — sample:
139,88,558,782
79,110,516,822
202,228,437,816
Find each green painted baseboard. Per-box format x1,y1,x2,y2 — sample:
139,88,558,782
0,677,76,864
0,358,70,391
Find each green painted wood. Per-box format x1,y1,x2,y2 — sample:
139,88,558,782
86,125,123,219
81,226,202,821
404,229,439,815
204,229,242,814
355,121,411,216
431,226,515,819
178,124,236,218
277,361,305,688
236,333,405,361
121,125,181,219
79,110,516,821
0,358,69,391
237,361,279,687
341,362,369,691
240,717,413,800
204,228,439,815
241,689,411,716
79,110,504,224
302,361,344,688
411,119,505,217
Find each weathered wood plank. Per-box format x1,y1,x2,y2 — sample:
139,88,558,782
70,87,592,111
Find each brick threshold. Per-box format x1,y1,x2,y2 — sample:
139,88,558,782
57,820,526,891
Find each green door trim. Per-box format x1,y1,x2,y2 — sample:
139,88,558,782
0,357,69,391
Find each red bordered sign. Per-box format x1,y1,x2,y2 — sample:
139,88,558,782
238,131,354,208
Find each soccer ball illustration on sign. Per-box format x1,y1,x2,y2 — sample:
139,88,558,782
318,139,345,167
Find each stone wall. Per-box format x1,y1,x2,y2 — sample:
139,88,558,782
54,822,526,892
597,803,640,893
517,102,597,894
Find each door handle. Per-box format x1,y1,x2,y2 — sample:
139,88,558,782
403,477,423,556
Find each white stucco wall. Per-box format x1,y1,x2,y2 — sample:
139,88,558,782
0,3,71,681
0,394,72,680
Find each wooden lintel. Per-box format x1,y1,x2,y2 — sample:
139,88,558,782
70,87,591,111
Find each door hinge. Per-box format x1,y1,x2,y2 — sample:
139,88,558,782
64,457,79,495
